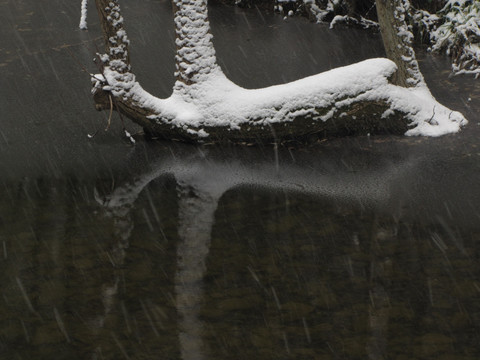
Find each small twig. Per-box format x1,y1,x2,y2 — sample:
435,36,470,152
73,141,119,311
65,46,101,82
92,40,107,76
105,94,113,131
88,29,133,142
116,98,127,129
428,105,436,124
65,46,90,74
66,34,121,139
67,48,106,139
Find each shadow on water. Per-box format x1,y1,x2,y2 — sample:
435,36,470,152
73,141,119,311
1,0,480,359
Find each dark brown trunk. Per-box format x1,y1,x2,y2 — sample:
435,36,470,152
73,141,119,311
375,0,423,87
94,0,130,69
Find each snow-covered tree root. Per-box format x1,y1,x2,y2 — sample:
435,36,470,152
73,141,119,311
93,62,466,142
92,0,466,144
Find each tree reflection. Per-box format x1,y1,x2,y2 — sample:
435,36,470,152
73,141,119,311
93,145,419,359
0,145,479,359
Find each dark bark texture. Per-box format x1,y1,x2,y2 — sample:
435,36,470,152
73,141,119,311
376,0,423,87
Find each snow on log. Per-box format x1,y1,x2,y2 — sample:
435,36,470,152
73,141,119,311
92,0,466,144
79,0,88,30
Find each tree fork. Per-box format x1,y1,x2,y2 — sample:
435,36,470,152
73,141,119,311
90,0,461,144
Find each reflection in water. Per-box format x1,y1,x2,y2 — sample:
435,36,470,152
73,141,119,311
78,144,478,359
0,144,479,358
1,0,480,357
175,186,219,360
366,216,392,360
98,155,229,360
90,146,409,359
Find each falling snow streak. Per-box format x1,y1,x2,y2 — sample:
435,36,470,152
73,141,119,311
54,307,71,343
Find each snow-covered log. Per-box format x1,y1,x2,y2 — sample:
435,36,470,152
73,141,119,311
91,0,466,144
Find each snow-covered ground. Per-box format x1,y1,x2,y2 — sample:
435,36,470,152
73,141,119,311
429,0,480,77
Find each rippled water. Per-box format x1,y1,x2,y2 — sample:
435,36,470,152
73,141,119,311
1,0,480,359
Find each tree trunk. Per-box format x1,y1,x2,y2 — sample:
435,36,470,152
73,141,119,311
375,0,424,88
172,0,223,89
94,0,130,71
90,0,464,144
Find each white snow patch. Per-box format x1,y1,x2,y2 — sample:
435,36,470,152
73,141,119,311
79,0,88,30
381,108,395,119
330,15,347,29
124,129,135,144
100,58,466,138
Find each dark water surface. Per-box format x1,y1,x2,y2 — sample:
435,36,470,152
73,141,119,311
1,0,480,359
